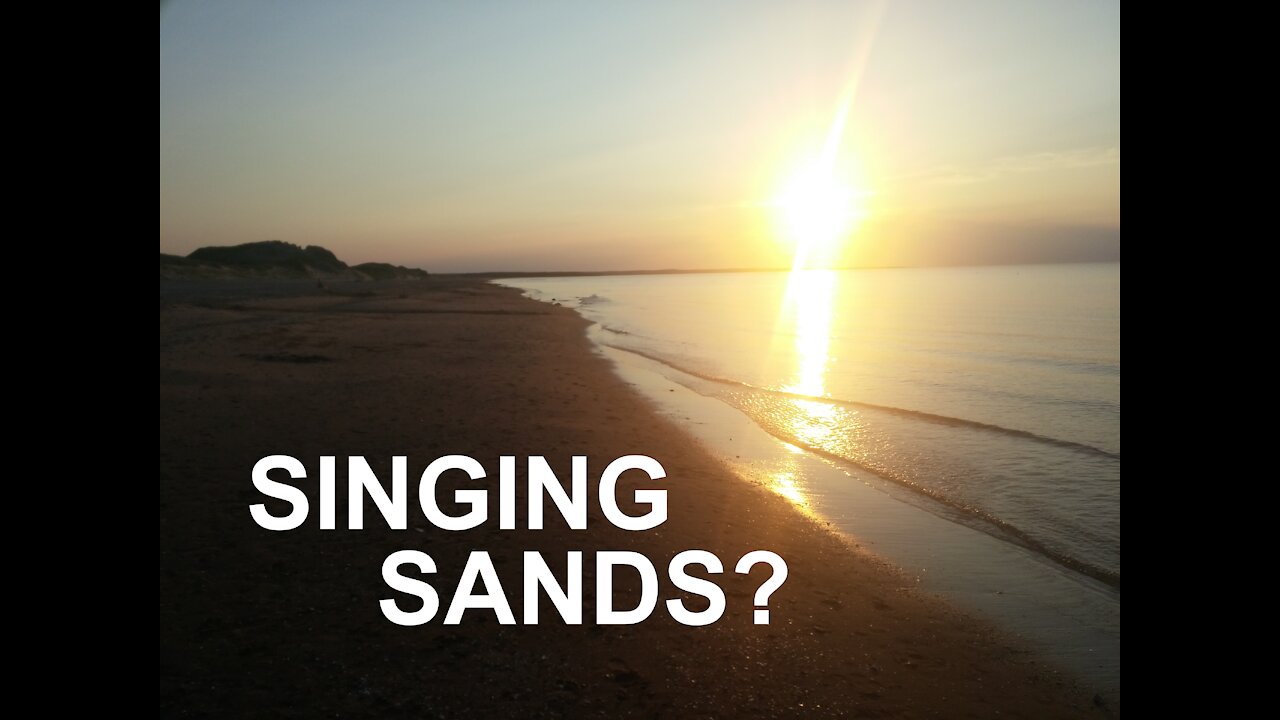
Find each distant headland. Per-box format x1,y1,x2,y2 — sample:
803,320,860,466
159,240,430,281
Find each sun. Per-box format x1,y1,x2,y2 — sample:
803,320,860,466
772,158,866,269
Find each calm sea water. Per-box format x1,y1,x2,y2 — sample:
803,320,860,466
500,264,1120,586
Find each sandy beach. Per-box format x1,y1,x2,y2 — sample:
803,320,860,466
159,277,1110,718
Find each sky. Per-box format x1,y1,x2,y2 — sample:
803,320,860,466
159,1,1120,272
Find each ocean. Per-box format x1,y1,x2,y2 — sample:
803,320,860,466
498,262,1120,691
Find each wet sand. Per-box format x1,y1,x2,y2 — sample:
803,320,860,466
159,277,1111,718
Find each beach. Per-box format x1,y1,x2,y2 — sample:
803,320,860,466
159,276,1109,718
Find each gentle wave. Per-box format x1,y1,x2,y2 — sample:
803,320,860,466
603,341,1119,461
602,340,1121,589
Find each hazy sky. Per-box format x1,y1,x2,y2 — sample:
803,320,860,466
160,1,1120,272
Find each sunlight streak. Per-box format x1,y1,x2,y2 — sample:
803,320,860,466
769,2,884,271
779,269,840,446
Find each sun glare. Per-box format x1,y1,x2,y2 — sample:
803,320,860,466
773,160,865,269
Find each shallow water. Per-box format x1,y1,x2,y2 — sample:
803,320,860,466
498,263,1120,694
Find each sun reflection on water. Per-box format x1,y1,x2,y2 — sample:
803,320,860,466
784,269,835,397
770,471,809,508
778,269,840,447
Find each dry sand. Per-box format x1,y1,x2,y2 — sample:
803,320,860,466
159,277,1112,718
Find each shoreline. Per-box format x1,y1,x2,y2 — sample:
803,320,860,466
160,277,1111,717
587,334,1120,699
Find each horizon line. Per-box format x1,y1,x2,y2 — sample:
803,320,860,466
453,258,1120,279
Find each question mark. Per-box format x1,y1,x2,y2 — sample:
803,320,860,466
735,551,789,624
